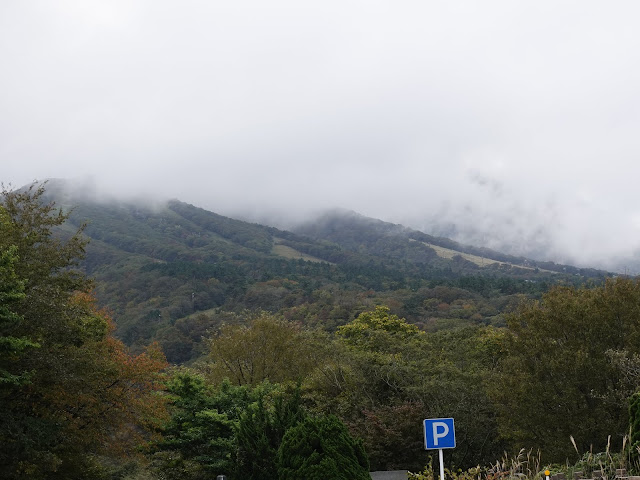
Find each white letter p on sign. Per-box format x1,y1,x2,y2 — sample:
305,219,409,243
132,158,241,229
432,422,449,446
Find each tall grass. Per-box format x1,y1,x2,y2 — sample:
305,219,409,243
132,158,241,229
560,433,639,480
408,449,541,480
409,434,640,480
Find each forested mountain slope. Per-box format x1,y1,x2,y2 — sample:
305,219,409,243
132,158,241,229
43,180,610,363
294,209,607,276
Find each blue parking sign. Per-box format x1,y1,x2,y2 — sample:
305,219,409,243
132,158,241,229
423,418,456,449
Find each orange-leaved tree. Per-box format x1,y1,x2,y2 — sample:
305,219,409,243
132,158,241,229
37,292,169,457
0,182,168,479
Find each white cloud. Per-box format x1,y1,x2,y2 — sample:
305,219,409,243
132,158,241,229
3,1,640,270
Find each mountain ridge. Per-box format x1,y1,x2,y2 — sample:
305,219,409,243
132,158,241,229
36,179,611,363
292,207,607,277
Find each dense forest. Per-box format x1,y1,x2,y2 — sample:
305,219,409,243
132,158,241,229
42,179,606,364
2,181,640,480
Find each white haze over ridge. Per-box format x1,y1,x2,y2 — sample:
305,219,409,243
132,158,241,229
2,1,640,272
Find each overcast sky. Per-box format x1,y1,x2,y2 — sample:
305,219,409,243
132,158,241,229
3,1,640,271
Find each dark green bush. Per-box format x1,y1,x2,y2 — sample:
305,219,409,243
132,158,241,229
276,415,370,480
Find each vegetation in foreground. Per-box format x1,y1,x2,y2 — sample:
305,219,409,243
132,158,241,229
0,184,167,478
3,183,640,479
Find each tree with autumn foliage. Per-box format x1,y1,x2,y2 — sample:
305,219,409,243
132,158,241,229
205,311,326,386
0,183,167,479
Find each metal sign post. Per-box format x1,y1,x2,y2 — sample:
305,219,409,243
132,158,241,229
423,418,456,480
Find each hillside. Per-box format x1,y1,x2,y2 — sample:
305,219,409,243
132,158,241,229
43,180,610,363
293,209,607,277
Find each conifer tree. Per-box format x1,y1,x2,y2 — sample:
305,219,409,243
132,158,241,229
277,414,370,480
152,372,236,479
234,384,306,480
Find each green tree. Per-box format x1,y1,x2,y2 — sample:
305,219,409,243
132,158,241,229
151,372,238,479
308,307,504,471
337,305,423,347
492,278,640,461
0,183,167,479
1,183,91,342
276,414,370,480
0,227,39,386
152,371,308,480
234,384,306,480
205,311,324,386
